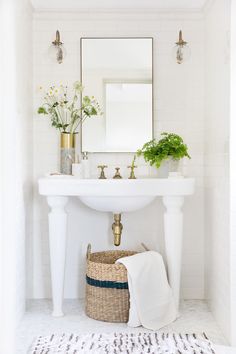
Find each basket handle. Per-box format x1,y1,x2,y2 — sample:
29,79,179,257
86,243,92,260
141,243,149,251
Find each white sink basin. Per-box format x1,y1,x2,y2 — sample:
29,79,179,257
38,176,194,213
79,196,155,213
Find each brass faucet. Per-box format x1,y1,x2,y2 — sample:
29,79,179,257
97,165,108,179
113,167,122,179
128,155,137,179
127,165,137,179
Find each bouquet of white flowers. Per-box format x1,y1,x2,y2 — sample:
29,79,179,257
38,81,102,133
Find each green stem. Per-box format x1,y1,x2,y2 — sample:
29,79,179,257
70,115,82,133
55,105,65,128
71,115,85,133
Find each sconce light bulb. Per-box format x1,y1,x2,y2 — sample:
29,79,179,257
172,30,191,64
172,43,191,64
48,31,66,64
176,46,183,64
48,43,66,64
57,46,63,64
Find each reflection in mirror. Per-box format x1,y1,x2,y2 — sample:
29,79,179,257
81,38,153,152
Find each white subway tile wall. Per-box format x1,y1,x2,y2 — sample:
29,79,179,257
205,0,231,344
31,11,205,303
16,0,33,325
0,0,33,352
230,0,236,345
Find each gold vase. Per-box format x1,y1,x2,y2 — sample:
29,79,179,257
60,132,77,175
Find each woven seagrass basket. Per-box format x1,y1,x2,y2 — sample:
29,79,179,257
85,244,137,323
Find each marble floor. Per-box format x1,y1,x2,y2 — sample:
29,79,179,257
16,299,230,353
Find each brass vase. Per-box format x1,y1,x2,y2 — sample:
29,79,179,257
60,132,77,175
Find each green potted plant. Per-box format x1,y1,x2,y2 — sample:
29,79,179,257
137,132,190,176
37,81,102,174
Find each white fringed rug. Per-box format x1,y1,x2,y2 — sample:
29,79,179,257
29,332,215,353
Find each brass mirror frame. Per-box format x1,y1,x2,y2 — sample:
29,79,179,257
80,37,154,153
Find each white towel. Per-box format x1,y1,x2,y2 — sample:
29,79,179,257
117,251,178,330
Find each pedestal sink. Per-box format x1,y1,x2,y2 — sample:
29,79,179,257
38,175,195,317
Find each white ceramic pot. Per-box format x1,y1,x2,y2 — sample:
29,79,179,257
149,158,180,178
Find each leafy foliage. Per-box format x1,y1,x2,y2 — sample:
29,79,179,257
137,132,191,169
37,81,102,133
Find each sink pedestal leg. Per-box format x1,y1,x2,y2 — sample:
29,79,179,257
162,196,184,311
47,196,68,317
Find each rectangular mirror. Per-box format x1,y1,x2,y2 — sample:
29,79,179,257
80,37,153,152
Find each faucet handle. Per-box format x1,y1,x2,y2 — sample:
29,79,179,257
127,165,137,179
113,167,122,179
97,165,108,179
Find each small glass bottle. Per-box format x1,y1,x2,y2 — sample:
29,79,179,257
72,155,83,178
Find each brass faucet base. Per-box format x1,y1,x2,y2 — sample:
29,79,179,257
127,164,137,179
113,167,122,179
112,213,123,246
98,165,108,179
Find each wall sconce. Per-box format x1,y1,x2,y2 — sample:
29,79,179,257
173,30,190,64
48,30,66,64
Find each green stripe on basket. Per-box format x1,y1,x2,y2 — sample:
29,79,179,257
86,275,128,289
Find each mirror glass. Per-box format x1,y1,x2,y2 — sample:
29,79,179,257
81,38,153,152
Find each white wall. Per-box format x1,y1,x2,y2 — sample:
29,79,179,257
0,0,33,353
30,10,205,300
15,0,33,325
204,0,231,343
230,0,236,346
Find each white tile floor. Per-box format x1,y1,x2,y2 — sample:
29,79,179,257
16,299,232,353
